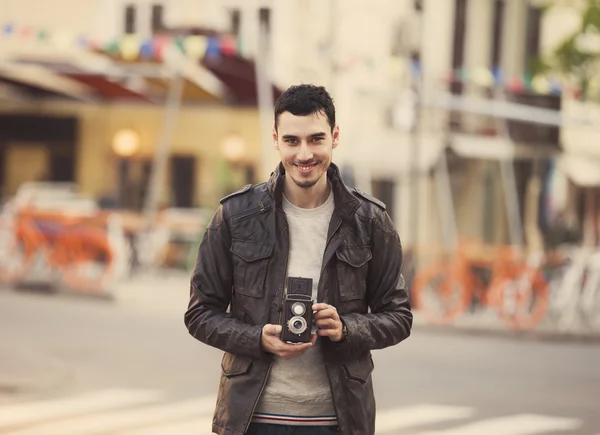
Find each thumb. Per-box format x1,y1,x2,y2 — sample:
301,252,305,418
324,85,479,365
264,324,282,335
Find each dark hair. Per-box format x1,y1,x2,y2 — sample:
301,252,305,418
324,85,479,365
274,84,336,131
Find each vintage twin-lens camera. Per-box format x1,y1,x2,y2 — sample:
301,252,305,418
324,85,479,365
280,277,314,344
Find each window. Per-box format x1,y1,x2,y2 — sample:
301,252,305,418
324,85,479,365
125,4,136,34
524,5,542,74
449,0,468,130
151,4,164,32
259,8,271,35
490,0,505,72
230,9,241,35
371,179,395,222
450,0,468,95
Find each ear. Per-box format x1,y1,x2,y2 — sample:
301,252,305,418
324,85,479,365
272,126,279,150
332,125,340,149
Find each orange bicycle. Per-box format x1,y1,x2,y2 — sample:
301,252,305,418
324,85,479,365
412,241,550,330
0,208,115,295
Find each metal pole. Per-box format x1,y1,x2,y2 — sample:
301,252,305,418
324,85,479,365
255,8,276,180
410,81,421,249
409,7,425,252
434,149,459,250
141,71,184,229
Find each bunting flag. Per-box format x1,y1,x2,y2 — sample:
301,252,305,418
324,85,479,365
0,22,244,62
412,59,575,97
1,21,595,100
183,35,208,60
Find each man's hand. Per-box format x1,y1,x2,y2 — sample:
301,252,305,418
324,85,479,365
261,324,317,360
313,303,344,342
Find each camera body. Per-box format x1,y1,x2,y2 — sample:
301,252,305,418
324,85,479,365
280,277,314,343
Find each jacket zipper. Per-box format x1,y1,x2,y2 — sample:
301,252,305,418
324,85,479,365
243,211,290,433
232,201,271,222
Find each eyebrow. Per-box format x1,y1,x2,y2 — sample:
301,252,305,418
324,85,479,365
281,132,327,140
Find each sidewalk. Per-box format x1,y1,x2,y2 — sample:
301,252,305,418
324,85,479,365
411,310,600,343
113,268,191,317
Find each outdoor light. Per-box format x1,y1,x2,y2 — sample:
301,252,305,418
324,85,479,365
112,128,140,157
221,134,246,163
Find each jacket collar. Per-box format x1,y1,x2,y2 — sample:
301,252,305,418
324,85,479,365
267,162,360,221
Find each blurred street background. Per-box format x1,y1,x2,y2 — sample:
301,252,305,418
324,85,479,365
1,0,600,434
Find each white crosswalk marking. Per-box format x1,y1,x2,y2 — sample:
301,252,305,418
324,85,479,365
115,416,213,435
419,413,582,435
3,395,217,435
375,404,474,433
0,389,162,430
0,390,587,435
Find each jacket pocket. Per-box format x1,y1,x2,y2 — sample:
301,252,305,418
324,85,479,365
231,240,273,298
221,352,253,377
336,245,372,301
343,354,374,384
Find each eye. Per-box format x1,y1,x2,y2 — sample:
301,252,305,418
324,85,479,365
284,138,298,145
311,137,324,143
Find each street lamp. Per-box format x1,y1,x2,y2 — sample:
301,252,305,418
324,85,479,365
112,128,140,208
220,133,254,188
112,128,140,158
221,133,246,164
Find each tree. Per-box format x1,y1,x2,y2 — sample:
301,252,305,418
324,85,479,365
545,0,600,101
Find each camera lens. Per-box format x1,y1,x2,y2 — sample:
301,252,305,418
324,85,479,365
288,315,307,335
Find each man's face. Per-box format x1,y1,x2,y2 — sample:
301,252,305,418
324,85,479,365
273,111,339,189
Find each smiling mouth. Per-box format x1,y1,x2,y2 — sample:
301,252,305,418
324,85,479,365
295,162,318,173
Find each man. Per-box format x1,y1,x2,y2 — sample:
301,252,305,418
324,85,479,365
185,84,412,435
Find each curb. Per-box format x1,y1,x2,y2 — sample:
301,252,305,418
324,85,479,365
412,317,600,344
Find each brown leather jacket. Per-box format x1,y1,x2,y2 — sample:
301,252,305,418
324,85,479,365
185,163,412,435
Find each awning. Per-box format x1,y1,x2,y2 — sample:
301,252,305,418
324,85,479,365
1,46,228,103
202,55,282,105
63,73,153,101
452,134,515,160
0,62,95,101
451,133,559,160
558,153,600,187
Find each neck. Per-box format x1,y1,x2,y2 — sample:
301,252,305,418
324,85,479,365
283,174,330,209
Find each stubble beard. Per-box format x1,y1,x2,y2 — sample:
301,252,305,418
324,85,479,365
293,178,319,189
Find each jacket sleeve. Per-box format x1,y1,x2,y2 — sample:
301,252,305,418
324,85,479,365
184,205,265,360
337,212,413,355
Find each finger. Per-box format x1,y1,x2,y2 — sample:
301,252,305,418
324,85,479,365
313,308,339,321
315,318,338,329
312,303,332,312
282,342,313,352
310,334,318,345
278,346,311,359
317,327,340,337
263,324,282,336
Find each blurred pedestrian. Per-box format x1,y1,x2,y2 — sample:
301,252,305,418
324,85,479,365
185,84,412,435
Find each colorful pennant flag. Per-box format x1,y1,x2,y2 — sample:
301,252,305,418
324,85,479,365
120,34,140,60
220,35,237,56
183,35,208,60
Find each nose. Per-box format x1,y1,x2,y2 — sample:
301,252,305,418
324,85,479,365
297,141,313,161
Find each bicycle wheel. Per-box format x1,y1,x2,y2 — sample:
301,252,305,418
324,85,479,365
494,267,550,330
0,228,33,286
412,260,471,325
579,262,600,331
59,232,115,297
